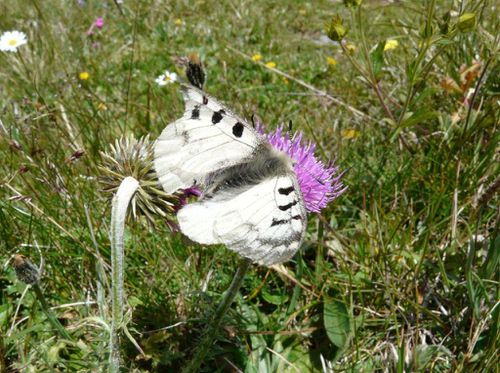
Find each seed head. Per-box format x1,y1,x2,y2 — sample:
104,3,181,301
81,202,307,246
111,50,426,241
99,135,193,226
13,254,40,285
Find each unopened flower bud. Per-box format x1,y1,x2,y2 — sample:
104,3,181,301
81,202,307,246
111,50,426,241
439,11,451,34
457,13,476,33
326,15,348,42
13,254,40,285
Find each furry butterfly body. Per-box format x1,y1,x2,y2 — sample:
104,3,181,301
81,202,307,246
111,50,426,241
154,85,306,265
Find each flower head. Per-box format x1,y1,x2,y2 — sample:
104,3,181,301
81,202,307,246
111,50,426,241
174,18,183,26
258,125,346,212
326,56,337,66
155,71,178,86
325,15,348,42
0,31,27,52
12,254,40,285
99,135,195,226
341,129,360,139
94,17,104,28
265,61,276,68
344,42,357,54
251,54,262,62
79,71,90,80
384,39,399,51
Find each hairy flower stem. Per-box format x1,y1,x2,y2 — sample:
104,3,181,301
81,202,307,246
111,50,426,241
109,176,139,373
32,283,73,340
183,257,252,373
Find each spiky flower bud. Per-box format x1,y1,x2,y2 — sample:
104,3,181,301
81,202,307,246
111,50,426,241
12,254,40,285
99,135,192,226
326,15,348,42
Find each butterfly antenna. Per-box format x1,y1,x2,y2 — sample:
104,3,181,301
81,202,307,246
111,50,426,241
251,114,256,129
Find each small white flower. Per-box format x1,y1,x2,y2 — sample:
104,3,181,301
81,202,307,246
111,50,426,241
0,31,28,52
155,71,177,86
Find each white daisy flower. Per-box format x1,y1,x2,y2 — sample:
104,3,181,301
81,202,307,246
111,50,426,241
0,31,28,52
155,71,177,86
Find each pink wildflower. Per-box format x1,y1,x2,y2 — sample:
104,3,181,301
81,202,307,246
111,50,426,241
94,17,104,29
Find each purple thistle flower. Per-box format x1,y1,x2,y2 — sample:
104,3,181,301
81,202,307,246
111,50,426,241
174,187,202,213
258,124,346,213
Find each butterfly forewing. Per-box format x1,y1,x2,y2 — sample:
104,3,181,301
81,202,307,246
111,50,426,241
154,87,262,193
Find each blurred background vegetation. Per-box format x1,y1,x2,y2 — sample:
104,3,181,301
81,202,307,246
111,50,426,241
0,0,498,371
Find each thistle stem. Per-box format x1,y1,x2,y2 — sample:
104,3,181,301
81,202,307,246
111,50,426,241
32,283,73,340
109,176,139,373
183,257,252,373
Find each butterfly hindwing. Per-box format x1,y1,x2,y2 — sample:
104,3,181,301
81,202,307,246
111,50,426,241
178,173,307,266
154,85,263,193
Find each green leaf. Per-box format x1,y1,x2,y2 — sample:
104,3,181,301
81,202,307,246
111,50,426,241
0,303,12,327
261,287,289,305
323,298,352,350
400,109,439,128
370,41,386,81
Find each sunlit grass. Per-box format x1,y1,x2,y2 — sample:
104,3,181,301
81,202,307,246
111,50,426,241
0,0,498,371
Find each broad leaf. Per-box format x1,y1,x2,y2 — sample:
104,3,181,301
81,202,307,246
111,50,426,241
323,298,352,350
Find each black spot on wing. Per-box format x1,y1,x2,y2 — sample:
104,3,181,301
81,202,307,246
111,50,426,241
232,122,244,138
278,186,294,195
278,200,298,211
191,105,200,119
271,218,288,227
292,215,302,220
212,109,225,124
202,96,208,105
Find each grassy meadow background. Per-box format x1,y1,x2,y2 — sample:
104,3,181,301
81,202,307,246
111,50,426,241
1,0,498,371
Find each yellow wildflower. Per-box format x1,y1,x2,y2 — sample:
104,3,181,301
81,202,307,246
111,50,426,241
265,61,276,68
341,129,360,139
251,54,262,62
283,77,289,85
326,56,337,66
97,102,107,111
79,71,90,80
384,39,399,51
174,18,182,26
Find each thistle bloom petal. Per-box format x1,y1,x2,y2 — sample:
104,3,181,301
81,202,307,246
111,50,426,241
259,125,346,212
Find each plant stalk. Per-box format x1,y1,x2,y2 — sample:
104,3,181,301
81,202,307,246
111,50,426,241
109,176,139,373
32,283,73,340
183,257,252,373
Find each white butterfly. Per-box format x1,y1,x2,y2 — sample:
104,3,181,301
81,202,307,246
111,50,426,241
154,85,307,266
